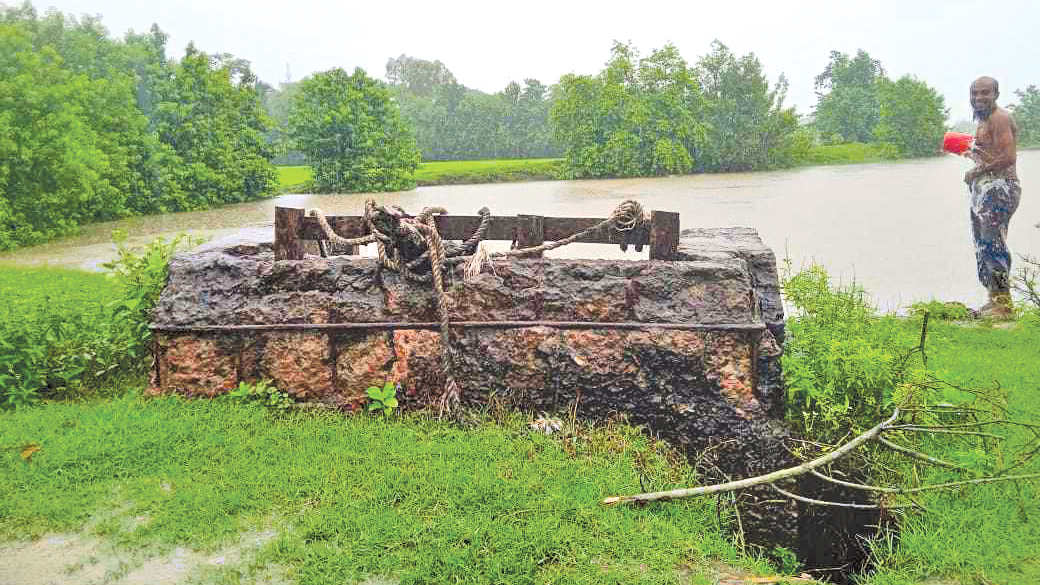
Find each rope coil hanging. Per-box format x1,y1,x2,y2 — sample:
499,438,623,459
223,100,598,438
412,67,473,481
307,199,649,414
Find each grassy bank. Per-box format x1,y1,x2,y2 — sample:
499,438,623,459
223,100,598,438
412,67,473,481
275,144,902,192
800,142,899,166
863,316,1040,584
0,398,775,584
278,158,563,192
3,263,1039,584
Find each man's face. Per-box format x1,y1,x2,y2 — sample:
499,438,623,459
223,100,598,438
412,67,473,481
971,80,998,120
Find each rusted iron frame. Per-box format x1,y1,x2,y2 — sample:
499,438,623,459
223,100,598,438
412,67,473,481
151,321,766,333
274,207,681,261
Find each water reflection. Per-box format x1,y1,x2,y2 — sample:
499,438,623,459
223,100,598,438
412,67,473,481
2,151,1036,311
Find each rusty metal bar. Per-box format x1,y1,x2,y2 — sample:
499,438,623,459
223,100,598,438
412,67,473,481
151,321,766,333
294,212,663,246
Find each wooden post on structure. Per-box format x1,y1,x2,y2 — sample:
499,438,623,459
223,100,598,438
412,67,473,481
648,210,680,260
275,207,305,261
515,214,545,257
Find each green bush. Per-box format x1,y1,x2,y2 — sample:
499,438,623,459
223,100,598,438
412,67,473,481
908,300,972,321
0,232,195,408
781,262,923,441
219,380,294,411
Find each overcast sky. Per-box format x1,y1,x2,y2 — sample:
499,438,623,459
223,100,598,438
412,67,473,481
20,0,1040,122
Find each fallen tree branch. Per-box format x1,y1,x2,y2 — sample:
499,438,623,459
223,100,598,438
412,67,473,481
770,483,898,510
603,403,1039,508
809,469,901,493
809,468,1040,494
884,426,1006,439
600,410,901,506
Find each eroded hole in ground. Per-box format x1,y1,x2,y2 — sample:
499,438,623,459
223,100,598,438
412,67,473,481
795,473,900,584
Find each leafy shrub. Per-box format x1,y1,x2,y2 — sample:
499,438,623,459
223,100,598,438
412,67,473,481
220,380,295,411
781,261,924,441
0,233,195,408
102,230,199,364
367,381,399,416
909,300,972,321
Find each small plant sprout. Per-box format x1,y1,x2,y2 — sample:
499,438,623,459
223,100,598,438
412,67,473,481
367,381,399,416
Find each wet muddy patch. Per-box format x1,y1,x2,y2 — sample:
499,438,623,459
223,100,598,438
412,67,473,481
0,519,287,585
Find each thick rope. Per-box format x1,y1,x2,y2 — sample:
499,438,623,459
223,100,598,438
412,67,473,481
310,200,646,414
504,199,645,257
309,208,380,248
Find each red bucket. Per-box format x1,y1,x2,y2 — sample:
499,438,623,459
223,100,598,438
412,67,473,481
943,132,974,155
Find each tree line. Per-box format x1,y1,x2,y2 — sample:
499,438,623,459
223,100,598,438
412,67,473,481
4,2,1039,248
0,3,277,251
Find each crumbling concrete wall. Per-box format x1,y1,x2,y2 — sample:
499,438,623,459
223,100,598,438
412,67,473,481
152,226,795,546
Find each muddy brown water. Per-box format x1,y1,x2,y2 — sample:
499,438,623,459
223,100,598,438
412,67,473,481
1,152,1037,312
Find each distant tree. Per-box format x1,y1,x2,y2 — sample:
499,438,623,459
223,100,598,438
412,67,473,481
515,79,556,158
385,54,457,96
874,75,948,157
695,40,803,171
152,44,277,209
290,67,420,192
813,50,885,143
551,42,705,178
261,81,305,163
951,119,976,133
0,24,110,249
1010,85,1040,147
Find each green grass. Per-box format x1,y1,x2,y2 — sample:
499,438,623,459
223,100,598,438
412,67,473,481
0,267,121,317
277,159,565,192
802,142,900,166
275,165,312,189
413,158,562,185
862,316,1040,585
0,399,767,584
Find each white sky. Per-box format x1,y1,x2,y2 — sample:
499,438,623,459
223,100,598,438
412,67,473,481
20,0,1040,122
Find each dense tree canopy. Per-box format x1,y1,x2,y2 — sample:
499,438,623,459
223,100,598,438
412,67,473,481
385,54,457,96
551,41,807,178
694,41,806,172
551,42,704,178
813,50,885,144
386,55,559,161
875,75,948,157
0,3,277,250
289,67,420,192
153,44,277,209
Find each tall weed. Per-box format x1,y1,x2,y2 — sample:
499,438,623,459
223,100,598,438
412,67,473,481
780,261,924,442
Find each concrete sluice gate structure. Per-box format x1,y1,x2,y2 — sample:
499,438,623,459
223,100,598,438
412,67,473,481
151,219,800,550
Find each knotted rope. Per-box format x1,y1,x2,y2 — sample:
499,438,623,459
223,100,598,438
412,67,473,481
307,199,648,414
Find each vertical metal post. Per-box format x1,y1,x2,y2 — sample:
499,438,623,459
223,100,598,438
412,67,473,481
275,207,305,260
649,210,680,260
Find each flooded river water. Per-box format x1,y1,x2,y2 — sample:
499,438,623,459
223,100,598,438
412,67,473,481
2,151,1037,312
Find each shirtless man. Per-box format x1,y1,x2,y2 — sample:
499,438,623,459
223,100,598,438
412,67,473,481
964,76,1020,319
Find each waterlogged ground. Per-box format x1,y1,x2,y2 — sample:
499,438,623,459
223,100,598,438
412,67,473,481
0,497,289,585
1,153,1038,311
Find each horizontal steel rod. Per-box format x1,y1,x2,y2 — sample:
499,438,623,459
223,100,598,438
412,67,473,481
151,321,766,333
